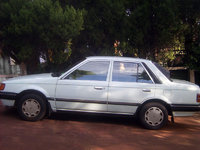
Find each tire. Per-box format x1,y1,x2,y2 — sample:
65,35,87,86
139,102,168,130
17,94,47,121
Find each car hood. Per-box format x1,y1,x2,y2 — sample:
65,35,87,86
4,73,58,84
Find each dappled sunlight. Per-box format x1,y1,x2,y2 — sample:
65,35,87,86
193,119,200,124
153,130,172,139
89,144,136,150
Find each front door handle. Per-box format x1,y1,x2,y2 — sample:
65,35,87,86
94,86,105,90
142,89,151,92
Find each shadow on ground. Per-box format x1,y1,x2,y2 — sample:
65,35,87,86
50,111,140,127
1,106,200,132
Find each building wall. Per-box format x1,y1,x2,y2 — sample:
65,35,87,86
0,56,21,82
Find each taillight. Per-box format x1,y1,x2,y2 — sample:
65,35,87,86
197,94,200,103
0,83,5,90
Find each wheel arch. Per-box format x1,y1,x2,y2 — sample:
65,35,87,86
15,89,52,115
136,99,172,116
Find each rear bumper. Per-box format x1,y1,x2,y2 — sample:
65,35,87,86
171,104,200,116
171,104,200,111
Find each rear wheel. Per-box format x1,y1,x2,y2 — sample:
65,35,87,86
139,102,168,129
17,94,47,121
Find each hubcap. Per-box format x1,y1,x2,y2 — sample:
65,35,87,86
22,99,41,118
145,107,164,126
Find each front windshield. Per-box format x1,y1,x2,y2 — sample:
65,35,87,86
153,62,171,81
51,58,86,77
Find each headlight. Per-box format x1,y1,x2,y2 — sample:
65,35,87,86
0,83,5,90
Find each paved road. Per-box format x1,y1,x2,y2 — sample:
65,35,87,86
0,103,200,150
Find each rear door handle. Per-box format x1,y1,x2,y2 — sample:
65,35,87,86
142,89,151,92
94,86,105,90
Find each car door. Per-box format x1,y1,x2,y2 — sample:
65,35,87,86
108,61,156,114
55,60,110,112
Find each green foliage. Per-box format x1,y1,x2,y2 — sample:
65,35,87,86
0,0,200,72
128,0,181,60
0,0,84,72
67,0,184,64
17,46,33,61
157,49,176,67
67,0,128,57
68,0,199,70
49,39,72,64
187,25,200,70
176,0,200,70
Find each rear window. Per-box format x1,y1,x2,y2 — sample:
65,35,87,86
153,62,171,81
112,61,153,83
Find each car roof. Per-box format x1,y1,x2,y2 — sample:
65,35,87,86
86,56,151,63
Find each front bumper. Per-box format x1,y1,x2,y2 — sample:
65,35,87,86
0,92,17,107
0,99,15,106
0,91,17,100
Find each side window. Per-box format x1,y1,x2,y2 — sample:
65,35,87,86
112,61,153,83
65,61,110,81
112,62,138,82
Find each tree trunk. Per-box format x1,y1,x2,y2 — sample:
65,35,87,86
20,62,27,75
189,69,195,83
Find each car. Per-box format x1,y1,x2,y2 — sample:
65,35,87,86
0,56,200,129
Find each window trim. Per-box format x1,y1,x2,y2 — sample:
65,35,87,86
61,60,111,82
110,61,154,84
139,63,155,84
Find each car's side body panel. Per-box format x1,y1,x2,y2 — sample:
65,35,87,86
107,59,156,114
108,82,156,113
55,59,111,112
55,80,109,111
1,74,58,110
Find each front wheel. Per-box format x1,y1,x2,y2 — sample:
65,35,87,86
17,94,47,121
139,102,168,130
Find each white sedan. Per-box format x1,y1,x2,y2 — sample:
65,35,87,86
0,56,200,129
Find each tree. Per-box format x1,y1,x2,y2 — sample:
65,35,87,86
66,0,184,64
0,0,84,73
66,0,129,63
1,0,199,75
176,0,200,70
127,0,182,61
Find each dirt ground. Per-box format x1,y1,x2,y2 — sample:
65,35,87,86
0,102,200,150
